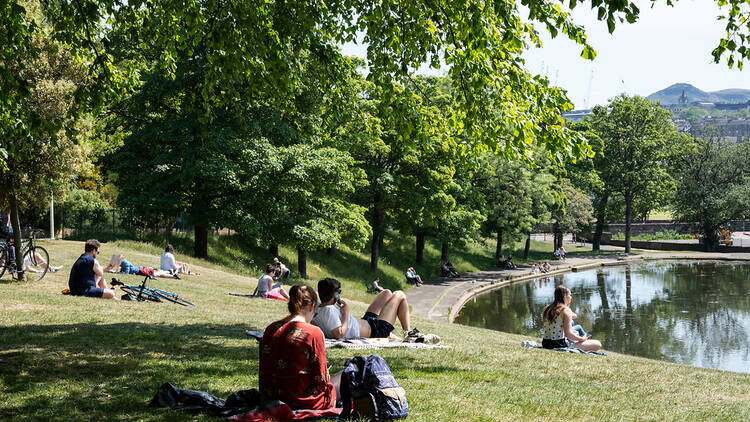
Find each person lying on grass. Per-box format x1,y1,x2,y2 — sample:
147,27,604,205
259,284,338,410
104,253,179,279
68,239,118,300
541,285,600,352
312,277,420,341
22,251,62,274
256,263,289,300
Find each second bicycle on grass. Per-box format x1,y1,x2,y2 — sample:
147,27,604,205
0,229,60,282
111,275,195,307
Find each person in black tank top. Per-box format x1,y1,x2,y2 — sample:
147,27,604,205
68,239,118,300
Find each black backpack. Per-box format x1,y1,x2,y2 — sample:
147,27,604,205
340,355,409,421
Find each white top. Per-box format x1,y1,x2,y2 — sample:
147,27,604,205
542,313,566,340
256,274,273,297
160,252,177,271
312,304,360,339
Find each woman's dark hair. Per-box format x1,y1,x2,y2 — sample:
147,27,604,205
288,285,318,315
265,263,275,274
165,244,174,253
542,285,570,323
317,277,341,302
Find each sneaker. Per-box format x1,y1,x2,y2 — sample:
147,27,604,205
50,265,63,273
404,328,421,342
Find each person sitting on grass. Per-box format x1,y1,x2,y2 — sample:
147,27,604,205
312,277,420,340
405,267,423,286
160,244,200,275
255,263,289,300
18,250,63,274
540,285,600,352
273,257,291,280
104,253,179,279
441,261,459,277
68,239,118,300
259,284,338,410
367,278,385,293
553,247,567,261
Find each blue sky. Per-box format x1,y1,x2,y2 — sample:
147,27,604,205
342,0,748,109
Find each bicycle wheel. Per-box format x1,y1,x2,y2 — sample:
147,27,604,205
120,285,162,302
24,246,49,282
0,245,7,279
153,290,195,307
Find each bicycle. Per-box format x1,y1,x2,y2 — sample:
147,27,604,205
111,275,195,307
0,229,51,282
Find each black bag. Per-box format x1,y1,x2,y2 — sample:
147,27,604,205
340,355,408,421
149,382,261,417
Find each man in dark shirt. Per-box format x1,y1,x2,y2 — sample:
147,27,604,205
68,239,117,300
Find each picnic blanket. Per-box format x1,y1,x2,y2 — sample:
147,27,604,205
521,341,606,355
245,330,446,350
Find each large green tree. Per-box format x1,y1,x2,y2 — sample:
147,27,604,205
0,1,92,275
589,95,691,253
671,136,750,251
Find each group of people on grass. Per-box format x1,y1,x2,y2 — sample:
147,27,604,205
63,238,600,412
259,277,420,410
67,240,198,300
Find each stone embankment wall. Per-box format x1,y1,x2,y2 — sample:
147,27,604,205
535,220,750,236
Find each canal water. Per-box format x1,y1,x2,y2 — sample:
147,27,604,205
455,261,750,373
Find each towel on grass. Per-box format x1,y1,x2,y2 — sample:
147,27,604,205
245,329,446,349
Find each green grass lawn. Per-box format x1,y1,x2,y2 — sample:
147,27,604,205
2,239,748,421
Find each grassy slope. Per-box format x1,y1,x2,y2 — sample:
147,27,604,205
1,238,748,421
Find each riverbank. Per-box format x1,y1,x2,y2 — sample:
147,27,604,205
407,247,750,324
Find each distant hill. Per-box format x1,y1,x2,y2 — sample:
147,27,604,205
647,83,750,105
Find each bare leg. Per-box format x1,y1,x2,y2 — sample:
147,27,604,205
365,289,393,315
572,338,601,352
102,288,118,300
154,270,178,278
377,290,410,332
95,273,107,289
278,286,289,300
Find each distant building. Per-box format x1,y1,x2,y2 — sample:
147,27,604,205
562,109,592,122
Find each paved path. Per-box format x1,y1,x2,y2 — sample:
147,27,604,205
407,247,750,324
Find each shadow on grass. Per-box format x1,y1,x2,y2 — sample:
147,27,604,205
0,322,258,421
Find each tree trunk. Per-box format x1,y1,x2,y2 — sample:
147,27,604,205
327,247,335,257
194,224,208,258
441,242,448,262
624,192,632,254
369,205,385,271
592,193,609,251
703,224,718,252
297,247,307,278
523,233,531,259
495,231,503,258
269,244,279,257
10,196,24,279
553,221,562,250
416,233,425,265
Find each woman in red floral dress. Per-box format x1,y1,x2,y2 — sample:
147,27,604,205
259,284,336,410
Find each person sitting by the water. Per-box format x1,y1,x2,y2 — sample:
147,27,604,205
405,267,423,286
255,263,289,300
312,277,420,340
542,262,551,273
104,254,179,279
541,285,600,351
531,263,539,275
498,254,505,267
259,284,338,410
68,239,118,300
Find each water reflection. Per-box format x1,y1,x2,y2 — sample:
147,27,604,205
455,261,750,373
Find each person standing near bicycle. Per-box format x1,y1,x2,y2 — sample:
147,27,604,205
0,210,15,266
68,239,118,300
